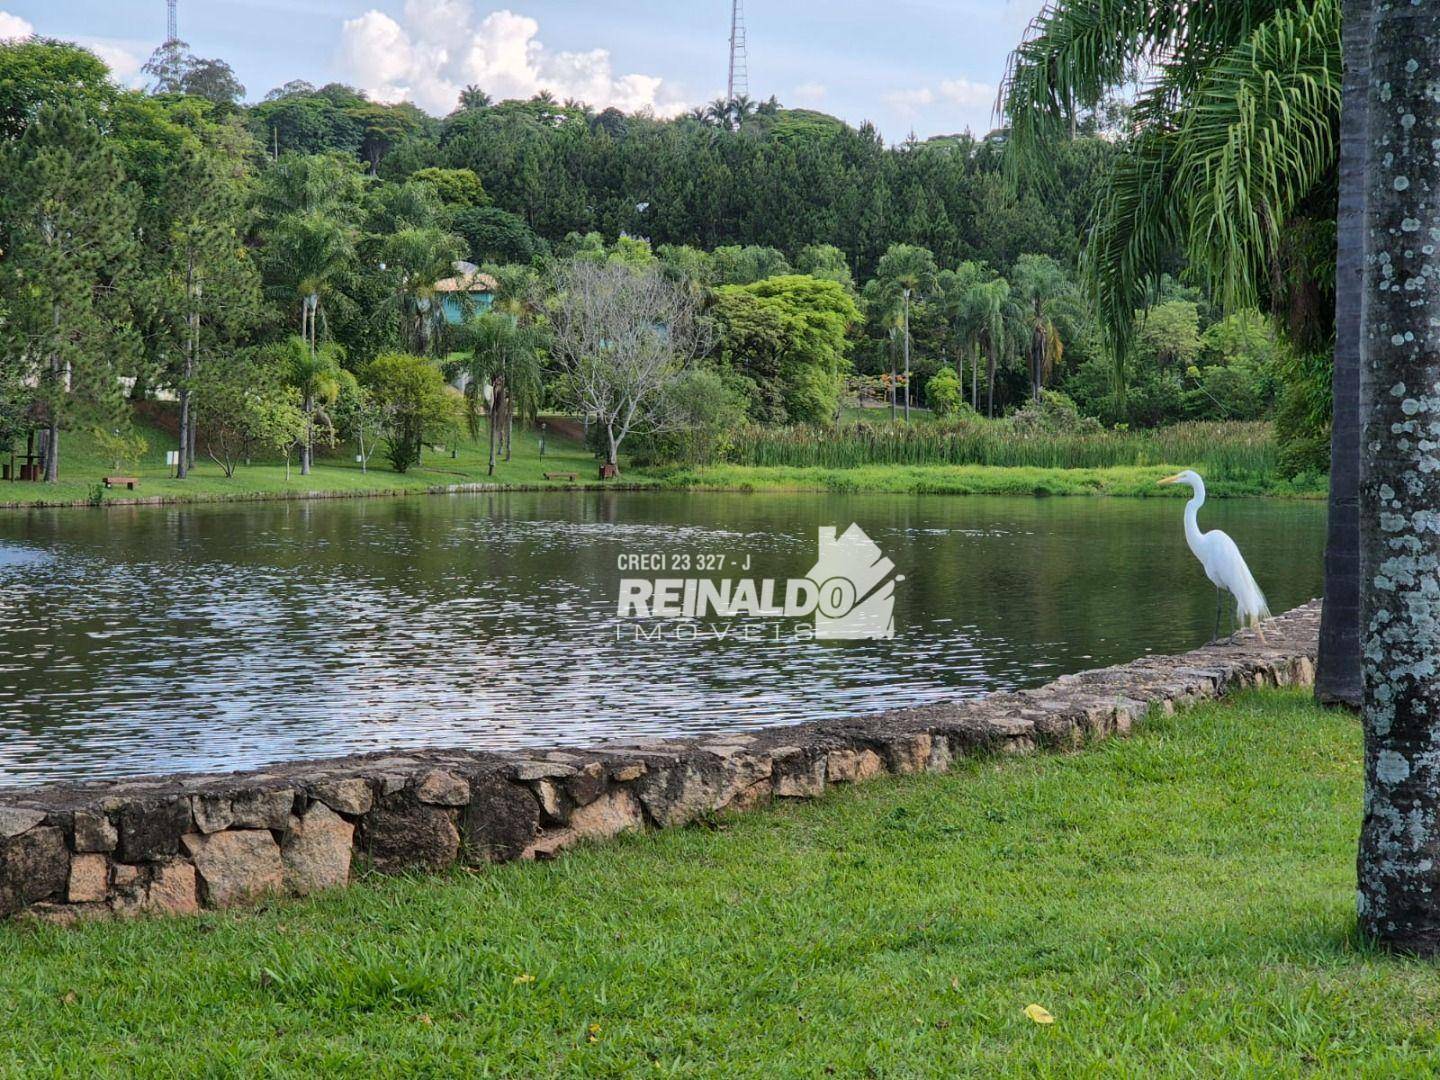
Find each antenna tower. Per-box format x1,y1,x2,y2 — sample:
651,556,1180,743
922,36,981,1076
727,0,748,101
166,0,177,42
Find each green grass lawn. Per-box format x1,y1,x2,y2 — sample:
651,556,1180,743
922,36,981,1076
2,689,1422,1076
0,415,608,507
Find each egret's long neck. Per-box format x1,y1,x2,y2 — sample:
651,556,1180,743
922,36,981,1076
1183,479,1206,555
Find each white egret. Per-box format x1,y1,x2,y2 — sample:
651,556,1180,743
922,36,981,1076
1158,470,1269,640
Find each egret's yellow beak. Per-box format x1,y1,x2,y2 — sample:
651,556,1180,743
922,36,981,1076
1158,473,1182,486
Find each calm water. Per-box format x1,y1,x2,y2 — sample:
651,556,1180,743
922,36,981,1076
0,491,1325,785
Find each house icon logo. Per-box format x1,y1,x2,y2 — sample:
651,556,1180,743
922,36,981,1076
806,524,900,640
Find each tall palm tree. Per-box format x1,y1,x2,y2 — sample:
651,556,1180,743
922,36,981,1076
873,244,939,421
1315,0,1368,708
1356,0,1440,954
280,336,343,476
463,313,544,474
1010,254,1073,404
381,227,464,356
263,211,354,359
1001,0,1350,689
940,264,1019,416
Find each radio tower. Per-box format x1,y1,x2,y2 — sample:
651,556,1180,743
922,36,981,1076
166,0,178,42
726,0,748,101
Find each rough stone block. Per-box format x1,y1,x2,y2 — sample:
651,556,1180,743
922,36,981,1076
826,748,886,783
282,803,353,895
772,748,825,798
229,789,296,830
312,778,373,816
118,798,192,863
566,762,607,807
0,825,68,916
882,733,933,775
0,807,46,839
68,853,109,903
182,830,284,907
73,811,117,853
460,779,539,864
146,860,199,915
569,789,643,840
416,770,470,807
365,795,460,872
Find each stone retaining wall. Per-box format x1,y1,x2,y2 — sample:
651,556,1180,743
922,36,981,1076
0,602,1322,924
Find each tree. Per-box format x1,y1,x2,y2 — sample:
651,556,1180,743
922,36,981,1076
191,351,300,478
0,103,138,482
334,370,385,474
456,85,491,112
145,141,260,478
926,366,963,416
1010,254,1073,405
716,275,861,425
872,244,938,420
450,205,542,265
1356,0,1440,953
262,212,355,358
549,260,712,472
410,167,487,207
380,227,465,355
462,312,544,475
142,40,245,105
1317,0,1369,709
363,353,459,472
0,39,114,139
1001,0,1350,684
278,337,343,475
939,262,1017,415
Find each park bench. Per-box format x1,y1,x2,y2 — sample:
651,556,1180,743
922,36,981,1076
544,471,578,481
103,476,139,490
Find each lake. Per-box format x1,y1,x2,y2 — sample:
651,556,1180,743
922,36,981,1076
0,491,1326,785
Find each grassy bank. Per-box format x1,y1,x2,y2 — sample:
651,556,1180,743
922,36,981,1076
0,415,1323,509
0,417,606,508
644,462,1326,498
0,689,1411,1075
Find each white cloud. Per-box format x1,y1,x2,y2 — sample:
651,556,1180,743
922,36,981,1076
793,81,827,106
882,87,936,114
0,10,34,40
87,41,145,86
337,3,688,117
939,77,994,109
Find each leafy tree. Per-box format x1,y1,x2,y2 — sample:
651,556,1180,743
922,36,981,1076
333,369,385,473
363,353,459,472
380,226,465,355
410,167,487,207
261,212,355,357
711,245,792,285
1009,254,1074,404
717,275,861,425
0,103,138,482
794,244,854,291
456,85,491,112
277,336,343,475
1136,301,1202,370
0,39,114,138
451,205,542,265
191,350,301,477
926,366,964,416
142,40,246,106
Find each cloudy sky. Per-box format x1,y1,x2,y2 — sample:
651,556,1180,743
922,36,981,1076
1,1,1040,142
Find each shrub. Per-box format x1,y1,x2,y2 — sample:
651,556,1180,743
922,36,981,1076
362,353,459,473
926,366,964,417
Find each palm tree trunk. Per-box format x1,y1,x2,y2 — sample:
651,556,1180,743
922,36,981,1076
971,344,979,409
301,392,314,476
902,288,911,422
986,352,996,419
1316,0,1370,709
1357,0,1440,953
487,382,498,476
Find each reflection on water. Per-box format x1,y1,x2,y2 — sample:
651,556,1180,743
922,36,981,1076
0,491,1325,784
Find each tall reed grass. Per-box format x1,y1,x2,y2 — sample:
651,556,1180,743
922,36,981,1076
727,420,1281,482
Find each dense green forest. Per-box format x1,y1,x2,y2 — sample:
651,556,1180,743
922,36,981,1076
0,35,1311,488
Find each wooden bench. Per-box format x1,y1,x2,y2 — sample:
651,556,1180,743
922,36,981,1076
103,476,139,490
543,471,578,482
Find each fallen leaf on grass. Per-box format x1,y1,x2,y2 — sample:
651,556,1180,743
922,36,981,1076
513,973,535,985
1024,1003,1054,1025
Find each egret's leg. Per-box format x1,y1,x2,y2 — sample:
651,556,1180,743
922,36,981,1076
1214,587,1222,642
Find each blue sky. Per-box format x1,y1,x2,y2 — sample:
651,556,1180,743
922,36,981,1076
0,1,1040,142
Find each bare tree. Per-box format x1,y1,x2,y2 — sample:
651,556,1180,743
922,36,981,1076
549,260,712,473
